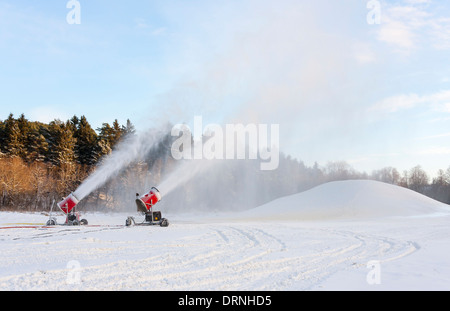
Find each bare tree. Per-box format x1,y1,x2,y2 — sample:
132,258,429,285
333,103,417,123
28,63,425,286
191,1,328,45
371,167,400,184
409,165,429,193
324,161,356,181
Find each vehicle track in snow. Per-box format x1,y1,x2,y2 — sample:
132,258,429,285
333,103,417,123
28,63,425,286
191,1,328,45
0,222,420,290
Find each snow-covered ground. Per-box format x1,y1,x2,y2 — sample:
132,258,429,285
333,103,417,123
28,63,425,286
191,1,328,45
1,180,449,291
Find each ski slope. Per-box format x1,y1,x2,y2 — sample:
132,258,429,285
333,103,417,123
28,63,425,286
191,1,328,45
1,180,449,291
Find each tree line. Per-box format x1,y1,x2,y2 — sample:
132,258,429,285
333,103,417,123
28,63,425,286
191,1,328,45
0,113,137,211
0,113,449,213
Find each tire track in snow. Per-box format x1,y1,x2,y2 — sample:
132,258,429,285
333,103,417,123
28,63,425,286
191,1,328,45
290,228,421,290
0,223,422,291
53,225,290,290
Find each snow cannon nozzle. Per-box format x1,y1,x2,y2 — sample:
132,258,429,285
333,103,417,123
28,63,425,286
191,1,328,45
57,192,80,215
141,187,161,204
135,187,162,213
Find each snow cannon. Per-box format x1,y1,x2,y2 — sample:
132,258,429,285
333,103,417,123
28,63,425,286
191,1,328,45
137,187,161,212
58,193,80,214
46,193,88,226
126,187,169,227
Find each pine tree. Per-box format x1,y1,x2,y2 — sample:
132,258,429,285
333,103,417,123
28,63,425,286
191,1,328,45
111,119,123,147
16,114,32,159
0,119,5,155
98,120,124,150
3,114,25,158
92,138,112,163
122,119,136,136
98,123,113,144
73,115,98,165
25,123,49,162
47,120,77,166
69,115,79,133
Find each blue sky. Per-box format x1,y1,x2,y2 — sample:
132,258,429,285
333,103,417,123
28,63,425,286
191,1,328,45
0,0,449,176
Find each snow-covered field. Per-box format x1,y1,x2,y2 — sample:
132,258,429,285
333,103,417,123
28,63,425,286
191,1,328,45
1,180,450,291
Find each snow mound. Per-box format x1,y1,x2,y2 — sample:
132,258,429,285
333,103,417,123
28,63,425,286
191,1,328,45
241,180,450,221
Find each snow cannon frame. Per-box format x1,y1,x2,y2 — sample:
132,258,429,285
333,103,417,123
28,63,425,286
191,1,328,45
46,193,88,226
126,187,169,227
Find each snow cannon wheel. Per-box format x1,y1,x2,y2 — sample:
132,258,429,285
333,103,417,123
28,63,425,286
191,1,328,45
72,219,80,226
68,214,77,222
126,217,135,227
160,218,169,227
80,219,88,226
46,218,57,226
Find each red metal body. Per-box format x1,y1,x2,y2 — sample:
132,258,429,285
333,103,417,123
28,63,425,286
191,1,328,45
139,187,161,211
57,193,79,214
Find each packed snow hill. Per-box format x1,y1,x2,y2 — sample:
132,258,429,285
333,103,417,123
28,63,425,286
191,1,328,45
239,179,449,221
0,180,449,291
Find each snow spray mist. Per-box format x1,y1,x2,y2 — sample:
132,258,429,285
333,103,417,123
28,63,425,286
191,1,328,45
73,129,167,201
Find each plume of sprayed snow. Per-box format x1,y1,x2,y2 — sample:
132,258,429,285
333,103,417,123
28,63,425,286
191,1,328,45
157,158,217,197
74,128,168,201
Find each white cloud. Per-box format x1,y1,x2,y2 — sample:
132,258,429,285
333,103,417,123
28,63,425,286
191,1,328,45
440,103,450,113
377,5,428,52
417,147,450,156
427,116,450,123
417,132,450,140
151,27,166,36
352,42,377,64
378,19,415,51
428,17,450,50
134,18,149,29
134,18,166,36
377,1,450,53
369,90,450,113
369,93,421,113
404,0,430,4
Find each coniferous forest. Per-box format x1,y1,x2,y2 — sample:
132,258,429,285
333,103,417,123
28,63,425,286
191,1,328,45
0,113,449,213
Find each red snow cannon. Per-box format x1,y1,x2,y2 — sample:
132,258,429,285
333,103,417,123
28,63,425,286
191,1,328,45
126,187,169,227
47,193,88,226
58,193,80,214
138,187,162,212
